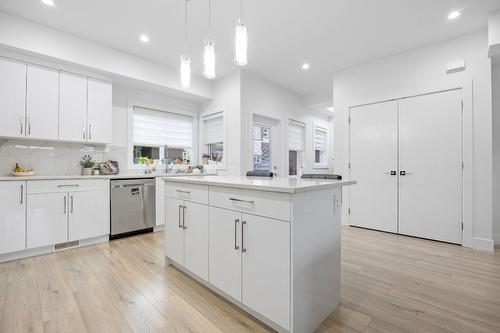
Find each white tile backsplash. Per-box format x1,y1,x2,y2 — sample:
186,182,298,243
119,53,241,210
0,139,120,176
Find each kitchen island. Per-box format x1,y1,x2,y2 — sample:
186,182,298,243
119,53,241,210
161,176,355,333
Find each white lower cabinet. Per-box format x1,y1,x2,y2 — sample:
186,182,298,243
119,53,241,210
0,181,26,254
27,192,68,249
165,196,209,280
69,190,109,241
209,207,242,301
241,213,290,330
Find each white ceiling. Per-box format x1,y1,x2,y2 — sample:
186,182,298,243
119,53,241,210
1,0,499,96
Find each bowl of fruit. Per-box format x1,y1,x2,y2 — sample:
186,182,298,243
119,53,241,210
12,163,35,176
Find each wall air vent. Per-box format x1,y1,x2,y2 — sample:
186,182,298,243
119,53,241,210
54,240,79,251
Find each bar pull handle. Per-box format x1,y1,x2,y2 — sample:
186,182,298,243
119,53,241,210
183,205,187,229
20,185,24,204
57,184,80,188
234,219,240,250
176,190,191,195
229,197,254,204
70,195,74,213
178,205,183,228
28,117,31,136
88,124,92,140
63,196,67,214
241,220,247,253
83,124,86,140
20,116,23,135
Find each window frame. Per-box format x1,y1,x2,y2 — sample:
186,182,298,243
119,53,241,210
200,109,226,171
253,122,273,172
313,122,329,169
288,119,306,176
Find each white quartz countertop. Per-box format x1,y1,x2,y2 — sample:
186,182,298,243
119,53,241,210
0,173,214,181
161,175,356,194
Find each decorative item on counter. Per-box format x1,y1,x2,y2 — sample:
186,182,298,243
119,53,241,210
98,160,119,175
11,163,35,176
93,167,100,176
80,155,96,176
202,153,211,164
192,165,203,174
175,155,183,165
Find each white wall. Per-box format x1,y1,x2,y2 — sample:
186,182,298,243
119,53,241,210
333,30,493,250
0,11,212,101
241,70,331,176
493,64,500,245
201,71,242,176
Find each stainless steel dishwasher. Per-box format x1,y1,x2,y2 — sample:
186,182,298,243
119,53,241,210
110,178,155,239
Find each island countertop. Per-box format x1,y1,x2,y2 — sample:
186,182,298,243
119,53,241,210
161,175,356,194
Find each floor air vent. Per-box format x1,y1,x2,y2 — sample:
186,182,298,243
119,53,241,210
54,240,79,251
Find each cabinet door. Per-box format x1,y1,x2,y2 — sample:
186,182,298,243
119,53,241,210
183,201,209,280
26,64,59,140
87,79,112,144
0,58,26,138
208,207,242,301
27,193,68,249
165,197,184,264
242,214,290,330
0,182,26,254
69,190,109,241
59,72,88,142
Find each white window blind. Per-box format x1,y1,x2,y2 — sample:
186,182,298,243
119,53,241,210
203,114,224,144
133,106,193,148
289,120,305,151
314,125,328,151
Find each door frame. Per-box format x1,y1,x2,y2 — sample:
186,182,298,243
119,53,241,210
346,80,473,248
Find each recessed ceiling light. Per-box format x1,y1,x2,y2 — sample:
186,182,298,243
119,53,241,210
448,10,461,20
140,34,150,43
41,0,55,6
302,63,310,70
325,107,334,112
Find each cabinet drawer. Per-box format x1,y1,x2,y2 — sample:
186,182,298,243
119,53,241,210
27,179,108,194
165,182,208,205
209,187,291,222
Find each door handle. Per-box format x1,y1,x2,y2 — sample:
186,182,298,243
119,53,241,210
20,185,24,204
183,206,187,229
20,116,23,135
70,195,74,213
88,124,92,140
178,205,183,228
83,124,86,140
241,220,247,253
28,117,31,136
64,196,67,214
234,219,240,250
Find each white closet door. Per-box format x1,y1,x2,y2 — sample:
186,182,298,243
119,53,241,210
398,89,463,244
349,101,398,232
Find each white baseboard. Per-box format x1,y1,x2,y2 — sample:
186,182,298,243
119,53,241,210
154,225,164,232
471,237,495,252
493,233,500,246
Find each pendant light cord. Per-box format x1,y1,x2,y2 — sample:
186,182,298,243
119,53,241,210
240,0,243,20
208,0,212,34
184,0,188,56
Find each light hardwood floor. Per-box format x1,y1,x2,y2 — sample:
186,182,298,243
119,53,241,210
0,226,499,333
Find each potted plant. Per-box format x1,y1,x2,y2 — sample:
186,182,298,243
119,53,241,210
80,155,95,176
202,153,211,165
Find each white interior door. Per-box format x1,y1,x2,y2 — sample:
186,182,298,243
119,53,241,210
398,90,463,244
208,207,242,301
183,201,209,280
59,72,88,142
349,101,398,232
164,197,184,264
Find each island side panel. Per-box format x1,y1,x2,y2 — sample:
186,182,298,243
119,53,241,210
291,186,342,333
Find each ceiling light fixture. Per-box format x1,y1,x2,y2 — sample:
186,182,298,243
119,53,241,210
448,10,461,20
234,0,248,66
180,0,191,88
302,63,310,70
140,34,150,43
41,0,55,6
203,0,216,79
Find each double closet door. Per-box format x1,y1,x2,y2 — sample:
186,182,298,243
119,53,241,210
349,89,463,244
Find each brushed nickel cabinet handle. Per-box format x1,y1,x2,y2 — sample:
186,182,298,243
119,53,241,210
20,116,23,135
63,196,67,214
234,219,240,250
20,185,23,204
229,197,254,204
70,195,74,213
183,206,187,229
88,124,92,140
178,205,183,228
28,117,31,136
241,220,247,253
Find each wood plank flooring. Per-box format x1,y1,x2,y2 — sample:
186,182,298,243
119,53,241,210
0,226,499,333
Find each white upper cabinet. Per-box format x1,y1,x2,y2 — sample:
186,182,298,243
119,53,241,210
26,64,59,140
87,78,112,144
0,58,26,138
59,72,88,142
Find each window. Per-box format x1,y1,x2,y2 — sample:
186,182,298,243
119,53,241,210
288,120,305,175
314,124,328,168
202,113,224,166
253,124,271,171
133,106,193,166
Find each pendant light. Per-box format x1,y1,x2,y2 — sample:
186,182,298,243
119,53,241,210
180,0,191,88
234,0,248,66
203,0,216,79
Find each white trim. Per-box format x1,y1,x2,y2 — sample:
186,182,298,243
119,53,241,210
343,80,475,249
199,107,227,170
494,233,500,246
471,237,495,252
127,99,199,171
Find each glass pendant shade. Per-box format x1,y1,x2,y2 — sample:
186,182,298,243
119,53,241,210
203,40,216,79
234,18,248,66
180,54,191,88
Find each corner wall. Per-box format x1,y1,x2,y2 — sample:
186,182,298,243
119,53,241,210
333,30,493,250
493,64,500,245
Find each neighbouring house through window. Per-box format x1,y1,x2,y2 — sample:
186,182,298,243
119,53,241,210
253,124,272,171
288,120,305,175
